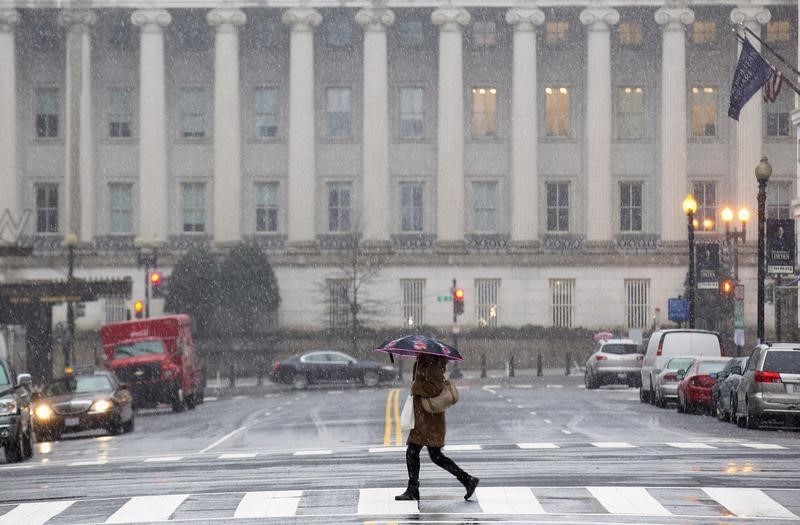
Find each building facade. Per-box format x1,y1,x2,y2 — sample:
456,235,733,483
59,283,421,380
0,0,797,336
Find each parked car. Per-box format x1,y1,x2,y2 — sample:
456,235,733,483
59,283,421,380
0,357,34,463
584,339,642,389
653,356,696,408
640,329,723,404
735,343,800,429
676,358,731,414
712,356,748,422
33,369,135,441
270,350,396,389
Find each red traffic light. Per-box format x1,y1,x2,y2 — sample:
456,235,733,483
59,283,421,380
720,279,734,296
150,271,162,285
133,300,144,319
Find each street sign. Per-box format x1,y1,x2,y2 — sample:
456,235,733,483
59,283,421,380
734,300,745,329
668,298,688,323
734,283,744,301
437,295,452,302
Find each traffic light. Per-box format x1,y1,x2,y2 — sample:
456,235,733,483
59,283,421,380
150,271,164,298
133,300,144,319
453,288,465,315
720,279,734,297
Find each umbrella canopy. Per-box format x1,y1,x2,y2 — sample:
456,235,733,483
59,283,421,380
374,335,464,362
593,331,614,343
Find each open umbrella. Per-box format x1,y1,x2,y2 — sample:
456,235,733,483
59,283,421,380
374,335,464,362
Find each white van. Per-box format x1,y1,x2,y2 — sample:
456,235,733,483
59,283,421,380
640,329,722,403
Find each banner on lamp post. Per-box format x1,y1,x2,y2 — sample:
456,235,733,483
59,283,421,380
695,243,719,290
766,219,795,275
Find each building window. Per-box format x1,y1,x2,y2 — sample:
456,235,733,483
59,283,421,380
692,181,717,231
181,182,206,232
34,87,59,138
326,19,353,47
104,297,127,324
617,87,644,140
328,279,350,329
476,279,500,328
471,21,497,48
545,21,569,46
328,182,352,232
401,279,424,327
617,22,642,46
471,87,497,138
625,279,650,329
179,87,206,138
108,87,133,138
109,183,133,234
620,182,643,233
397,20,424,48
550,279,574,328
399,87,424,138
545,86,570,137
254,87,278,138
767,181,792,219
691,21,716,44
244,18,281,49
766,92,791,137
546,182,569,232
473,181,497,233
766,20,791,43
690,86,717,137
35,183,58,233
326,87,352,138
400,182,424,232
255,182,279,232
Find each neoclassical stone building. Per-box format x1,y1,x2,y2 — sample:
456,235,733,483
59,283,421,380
0,0,797,336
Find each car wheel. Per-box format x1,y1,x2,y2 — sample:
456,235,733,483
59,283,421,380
22,428,34,459
715,398,728,422
362,370,379,388
639,386,649,403
677,394,685,413
171,387,186,413
123,414,135,434
745,400,760,430
185,394,196,410
649,384,656,405
585,371,598,390
730,394,739,425
4,429,24,463
196,388,204,404
291,374,308,390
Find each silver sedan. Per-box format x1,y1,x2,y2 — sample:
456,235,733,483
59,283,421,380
653,357,695,408
584,339,643,389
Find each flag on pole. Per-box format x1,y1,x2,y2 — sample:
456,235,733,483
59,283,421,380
763,67,783,103
728,38,775,120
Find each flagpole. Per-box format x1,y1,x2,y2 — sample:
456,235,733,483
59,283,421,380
732,29,800,97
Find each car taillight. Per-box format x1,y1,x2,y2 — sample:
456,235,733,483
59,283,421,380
595,355,607,361
755,370,782,383
663,373,677,382
656,342,663,357
636,355,643,362
272,360,281,371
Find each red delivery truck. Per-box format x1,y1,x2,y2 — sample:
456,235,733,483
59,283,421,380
101,315,204,412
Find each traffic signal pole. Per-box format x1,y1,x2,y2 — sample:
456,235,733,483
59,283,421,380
450,278,463,379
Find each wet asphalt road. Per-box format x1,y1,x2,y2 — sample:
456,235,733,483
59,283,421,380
2,373,799,524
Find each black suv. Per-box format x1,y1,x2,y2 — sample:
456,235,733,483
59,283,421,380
0,357,34,463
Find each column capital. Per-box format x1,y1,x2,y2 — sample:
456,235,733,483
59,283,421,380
505,7,545,32
0,9,20,32
431,7,470,32
207,9,246,32
579,6,619,31
57,10,98,33
282,8,322,33
655,7,695,31
730,7,771,27
131,9,172,32
355,7,395,32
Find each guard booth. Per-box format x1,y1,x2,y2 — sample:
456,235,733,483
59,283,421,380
0,278,132,382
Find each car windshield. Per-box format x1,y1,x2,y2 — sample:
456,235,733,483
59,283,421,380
45,375,114,396
113,340,165,359
0,364,9,386
666,358,694,370
763,351,800,374
696,361,728,374
602,344,638,355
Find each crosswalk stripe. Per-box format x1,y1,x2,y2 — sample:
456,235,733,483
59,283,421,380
0,501,75,525
740,443,787,450
443,444,481,451
368,446,406,453
233,491,302,518
665,442,716,449
517,443,559,449
218,453,257,459
588,487,672,516
703,488,799,519
293,449,332,456
476,487,546,514
105,495,188,524
591,442,637,449
357,488,419,515
143,456,183,462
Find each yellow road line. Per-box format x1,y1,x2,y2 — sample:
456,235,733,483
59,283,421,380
393,389,402,446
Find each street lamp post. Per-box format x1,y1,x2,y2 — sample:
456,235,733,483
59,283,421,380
683,195,698,329
755,156,772,343
64,233,78,368
722,207,749,280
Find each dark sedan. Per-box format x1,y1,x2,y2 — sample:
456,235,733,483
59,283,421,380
712,356,748,422
33,370,135,441
271,350,396,389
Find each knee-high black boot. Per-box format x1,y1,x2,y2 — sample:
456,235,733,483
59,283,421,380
428,447,479,500
396,444,421,501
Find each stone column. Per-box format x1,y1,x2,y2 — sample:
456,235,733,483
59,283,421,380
208,9,246,244
432,7,470,249
356,6,394,247
131,10,172,240
580,7,618,243
655,7,694,242
283,8,322,251
731,7,771,216
0,9,20,239
506,6,545,249
58,10,97,242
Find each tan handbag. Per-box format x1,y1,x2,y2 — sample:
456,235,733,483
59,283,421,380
421,380,459,414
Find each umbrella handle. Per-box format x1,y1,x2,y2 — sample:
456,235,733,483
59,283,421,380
389,353,395,364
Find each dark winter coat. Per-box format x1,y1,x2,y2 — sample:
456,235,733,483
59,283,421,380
407,354,447,448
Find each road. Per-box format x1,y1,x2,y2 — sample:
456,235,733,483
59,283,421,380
2,373,799,524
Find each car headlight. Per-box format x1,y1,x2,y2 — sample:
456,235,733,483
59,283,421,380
0,397,17,416
380,365,395,372
35,404,54,420
90,400,113,413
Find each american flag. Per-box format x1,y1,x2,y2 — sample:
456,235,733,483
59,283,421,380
763,67,783,103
